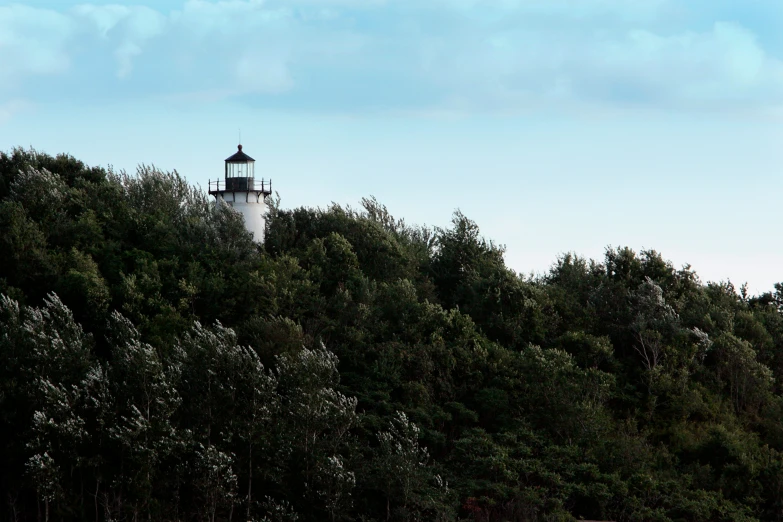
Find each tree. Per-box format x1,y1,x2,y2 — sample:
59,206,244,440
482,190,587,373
104,311,181,520
372,411,452,522
272,345,359,519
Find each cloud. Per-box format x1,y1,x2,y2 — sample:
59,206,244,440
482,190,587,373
73,5,166,77
70,4,131,37
445,20,783,112
235,50,294,93
592,22,781,104
0,5,73,88
0,0,781,114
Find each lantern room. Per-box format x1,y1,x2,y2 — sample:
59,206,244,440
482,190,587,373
224,144,255,189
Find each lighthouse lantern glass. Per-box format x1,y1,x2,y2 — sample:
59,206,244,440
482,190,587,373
226,160,255,179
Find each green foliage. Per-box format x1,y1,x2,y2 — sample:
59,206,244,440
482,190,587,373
3,147,783,521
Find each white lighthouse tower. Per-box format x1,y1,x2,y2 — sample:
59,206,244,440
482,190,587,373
209,144,272,242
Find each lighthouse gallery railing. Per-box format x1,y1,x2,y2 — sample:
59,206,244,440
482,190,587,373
208,178,272,194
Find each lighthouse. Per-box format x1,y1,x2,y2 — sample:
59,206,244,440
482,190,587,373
208,144,272,242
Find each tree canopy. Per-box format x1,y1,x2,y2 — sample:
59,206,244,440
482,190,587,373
1,147,783,521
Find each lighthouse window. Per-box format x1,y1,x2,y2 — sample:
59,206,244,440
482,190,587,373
226,162,254,178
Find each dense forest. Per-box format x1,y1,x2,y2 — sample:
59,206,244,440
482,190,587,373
1,147,783,522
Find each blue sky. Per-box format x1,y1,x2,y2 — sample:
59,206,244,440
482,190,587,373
1,0,782,293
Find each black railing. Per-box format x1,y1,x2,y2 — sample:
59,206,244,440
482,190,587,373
208,178,272,194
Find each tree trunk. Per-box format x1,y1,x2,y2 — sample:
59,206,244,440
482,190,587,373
246,441,253,521
94,480,100,522
8,492,19,522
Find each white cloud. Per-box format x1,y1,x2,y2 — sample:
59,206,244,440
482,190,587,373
115,41,142,78
0,5,73,88
235,50,294,93
430,0,671,20
585,22,783,105
414,17,783,113
0,0,781,114
171,0,289,36
71,4,131,36
73,4,166,78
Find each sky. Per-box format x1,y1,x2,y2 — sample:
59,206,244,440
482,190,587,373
1,0,782,294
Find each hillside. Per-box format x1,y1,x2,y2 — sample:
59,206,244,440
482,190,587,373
1,147,783,522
